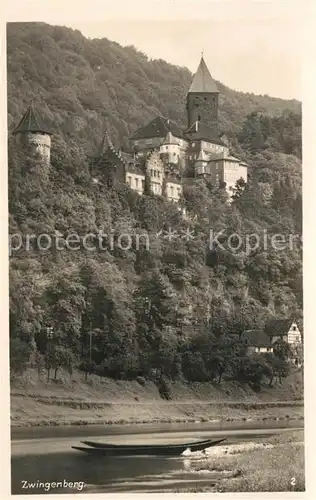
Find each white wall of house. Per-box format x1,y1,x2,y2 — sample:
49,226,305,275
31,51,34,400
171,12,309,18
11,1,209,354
223,162,248,192
201,141,228,155
254,346,273,353
287,321,302,344
246,345,273,354
166,182,182,202
126,172,145,194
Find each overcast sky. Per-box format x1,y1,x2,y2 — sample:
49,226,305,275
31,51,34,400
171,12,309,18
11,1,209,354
5,0,305,100
68,4,302,100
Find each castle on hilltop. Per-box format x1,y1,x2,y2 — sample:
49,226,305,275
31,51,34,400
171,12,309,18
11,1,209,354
13,56,248,202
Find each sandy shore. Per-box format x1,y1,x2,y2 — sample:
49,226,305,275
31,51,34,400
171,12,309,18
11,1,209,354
183,430,305,492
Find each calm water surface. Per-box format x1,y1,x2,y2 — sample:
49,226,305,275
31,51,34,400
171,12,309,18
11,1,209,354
11,420,302,495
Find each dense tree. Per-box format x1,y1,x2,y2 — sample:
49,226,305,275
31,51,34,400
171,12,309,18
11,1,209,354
8,22,302,390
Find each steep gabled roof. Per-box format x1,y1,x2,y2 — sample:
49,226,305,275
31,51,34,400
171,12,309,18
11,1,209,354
208,151,242,163
188,56,219,94
165,174,182,185
241,330,271,348
98,131,113,156
125,163,145,176
130,116,183,140
162,131,179,146
265,319,295,337
13,105,52,135
196,149,209,162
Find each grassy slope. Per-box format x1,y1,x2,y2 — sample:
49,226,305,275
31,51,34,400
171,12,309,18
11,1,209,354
172,430,304,493
11,368,304,427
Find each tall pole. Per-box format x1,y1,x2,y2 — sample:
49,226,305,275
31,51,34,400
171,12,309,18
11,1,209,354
89,330,92,364
88,316,92,364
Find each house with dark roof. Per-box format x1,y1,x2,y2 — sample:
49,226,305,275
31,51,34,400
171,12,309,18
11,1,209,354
240,318,302,363
265,319,302,346
240,329,273,354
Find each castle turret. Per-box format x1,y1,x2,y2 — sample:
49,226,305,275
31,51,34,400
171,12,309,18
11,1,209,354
13,105,52,163
186,56,219,134
159,131,180,164
98,130,114,156
194,148,209,176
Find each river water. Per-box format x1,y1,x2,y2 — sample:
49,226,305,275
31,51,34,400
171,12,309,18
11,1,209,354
11,420,302,495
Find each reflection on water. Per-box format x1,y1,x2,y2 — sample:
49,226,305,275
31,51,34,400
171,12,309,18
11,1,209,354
12,452,202,494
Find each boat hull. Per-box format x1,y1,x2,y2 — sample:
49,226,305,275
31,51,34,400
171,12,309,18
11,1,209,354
72,438,226,456
81,438,217,450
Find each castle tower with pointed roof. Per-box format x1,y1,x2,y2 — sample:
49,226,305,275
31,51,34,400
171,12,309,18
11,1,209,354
159,131,180,165
186,56,219,137
13,105,52,163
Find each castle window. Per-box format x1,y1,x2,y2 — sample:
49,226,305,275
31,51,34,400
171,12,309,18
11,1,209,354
127,176,132,186
141,179,145,189
157,171,160,178
135,178,139,188
198,115,201,121
170,186,174,195
150,169,153,176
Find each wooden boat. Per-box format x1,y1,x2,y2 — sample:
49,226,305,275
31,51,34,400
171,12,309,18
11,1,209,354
81,437,217,449
72,437,226,457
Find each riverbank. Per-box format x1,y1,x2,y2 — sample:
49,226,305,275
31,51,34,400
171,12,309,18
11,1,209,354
11,367,304,428
184,429,304,492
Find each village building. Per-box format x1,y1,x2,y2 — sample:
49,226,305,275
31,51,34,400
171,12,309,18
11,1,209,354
240,329,273,355
264,319,302,345
240,318,302,363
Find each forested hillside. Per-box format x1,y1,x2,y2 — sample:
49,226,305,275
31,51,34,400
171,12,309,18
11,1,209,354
8,23,302,393
7,22,300,152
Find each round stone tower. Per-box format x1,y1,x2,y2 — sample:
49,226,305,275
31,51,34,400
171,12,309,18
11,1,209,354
13,105,52,163
159,131,180,164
